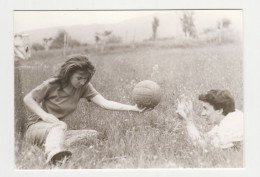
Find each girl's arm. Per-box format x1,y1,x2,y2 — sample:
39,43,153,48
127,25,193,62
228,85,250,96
185,120,207,147
24,92,60,123
90,94,145,112
176,98,207,148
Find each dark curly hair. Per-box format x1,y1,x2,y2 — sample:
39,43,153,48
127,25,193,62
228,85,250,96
199,89,235,116
53,54,95,90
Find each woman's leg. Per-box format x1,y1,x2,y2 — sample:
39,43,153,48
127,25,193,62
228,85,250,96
25,121,71,164
44,121,67,154
25,121,56,146
44,122,72,164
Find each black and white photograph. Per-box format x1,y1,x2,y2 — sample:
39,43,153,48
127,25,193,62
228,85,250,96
13,10,244,169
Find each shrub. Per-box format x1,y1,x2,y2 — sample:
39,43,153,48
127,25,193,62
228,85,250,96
31,43,45,51
106,35,122,44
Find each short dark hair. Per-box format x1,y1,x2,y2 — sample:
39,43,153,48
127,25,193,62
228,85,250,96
199,89,235,116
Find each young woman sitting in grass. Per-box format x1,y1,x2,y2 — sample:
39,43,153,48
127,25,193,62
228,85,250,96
23,54,148,164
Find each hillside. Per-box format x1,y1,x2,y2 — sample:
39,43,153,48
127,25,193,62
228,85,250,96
21,11,242,44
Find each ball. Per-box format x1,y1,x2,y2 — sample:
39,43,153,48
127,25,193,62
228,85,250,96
132,80,161,109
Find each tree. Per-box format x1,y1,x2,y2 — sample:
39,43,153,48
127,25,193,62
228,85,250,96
217,18,231,29
31,43,45,51
70,39,81,48
106,35,122,44
94,30,113,53
42,37,53,50
217,18,232,44
152,16,159,40
222,18,231,28
50,30,81,50
103,30,112,37
180,11,197,38
50,30,68,49
95,33,100,44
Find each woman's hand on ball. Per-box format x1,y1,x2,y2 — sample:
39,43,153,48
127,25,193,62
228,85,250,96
133,104,153,113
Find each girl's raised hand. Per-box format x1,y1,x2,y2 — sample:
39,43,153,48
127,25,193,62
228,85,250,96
176,95,193,121
176,98,187,120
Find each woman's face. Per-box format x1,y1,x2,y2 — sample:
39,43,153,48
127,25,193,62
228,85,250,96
200,101,223,125
70,70,90,88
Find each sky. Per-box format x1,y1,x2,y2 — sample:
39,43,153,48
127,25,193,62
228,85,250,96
14,10,242,34
14,11,157,33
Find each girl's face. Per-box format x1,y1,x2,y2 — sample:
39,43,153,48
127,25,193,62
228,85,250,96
200,101,223,125
70,70,90,88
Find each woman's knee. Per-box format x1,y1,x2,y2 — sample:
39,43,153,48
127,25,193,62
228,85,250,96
54,121,67,131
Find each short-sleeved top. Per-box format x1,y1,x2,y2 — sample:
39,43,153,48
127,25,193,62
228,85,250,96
26,78,99,127
207,109,243,149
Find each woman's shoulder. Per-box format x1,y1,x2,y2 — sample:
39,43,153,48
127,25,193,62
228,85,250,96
38,77,60,89
86,82,93,87
220,109,243,127
225,109,243,120
43,77,59,84
85,82,98,90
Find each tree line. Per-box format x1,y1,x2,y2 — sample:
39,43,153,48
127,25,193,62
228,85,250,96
32,30,122,51
32,11,232,51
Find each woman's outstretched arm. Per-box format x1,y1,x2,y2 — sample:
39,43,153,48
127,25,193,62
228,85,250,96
90,94,146,112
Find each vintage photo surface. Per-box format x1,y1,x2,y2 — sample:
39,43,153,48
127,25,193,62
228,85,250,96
14,10,243,169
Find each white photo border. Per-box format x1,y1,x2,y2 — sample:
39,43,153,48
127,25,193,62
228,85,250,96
2,0,260,176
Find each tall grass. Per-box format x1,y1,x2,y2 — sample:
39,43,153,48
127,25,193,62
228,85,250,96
14,39,243,169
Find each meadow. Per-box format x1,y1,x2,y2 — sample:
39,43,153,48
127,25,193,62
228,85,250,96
14,38,243,169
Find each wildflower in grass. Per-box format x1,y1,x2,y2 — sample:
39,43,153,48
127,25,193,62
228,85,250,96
130,79,136,87
153,64,159,71
151,64,159,79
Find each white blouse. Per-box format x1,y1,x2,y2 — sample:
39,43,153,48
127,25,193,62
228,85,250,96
186,109,243,149
208,109,244,148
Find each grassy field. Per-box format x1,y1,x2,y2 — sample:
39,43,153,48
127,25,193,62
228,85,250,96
14,39,243,169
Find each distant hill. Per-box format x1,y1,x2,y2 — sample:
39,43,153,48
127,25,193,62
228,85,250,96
24,13,180,44
22,11,242,44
